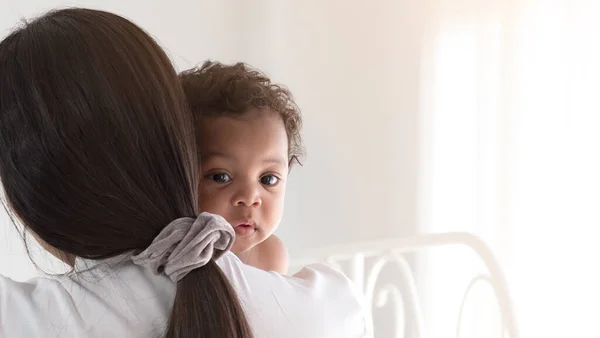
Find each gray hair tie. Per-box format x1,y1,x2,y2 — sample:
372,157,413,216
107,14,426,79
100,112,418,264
131,212,235,282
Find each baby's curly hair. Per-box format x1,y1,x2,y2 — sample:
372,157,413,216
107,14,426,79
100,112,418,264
179,61,304,166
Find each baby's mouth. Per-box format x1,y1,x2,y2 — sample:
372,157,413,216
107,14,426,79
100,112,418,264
233,221,257,237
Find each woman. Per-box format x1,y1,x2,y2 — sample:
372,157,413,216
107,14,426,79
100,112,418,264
0,7,367,338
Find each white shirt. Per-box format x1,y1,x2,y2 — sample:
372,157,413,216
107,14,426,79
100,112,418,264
0,251,368,337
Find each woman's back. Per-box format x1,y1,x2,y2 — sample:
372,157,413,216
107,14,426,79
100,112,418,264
0,252,366,337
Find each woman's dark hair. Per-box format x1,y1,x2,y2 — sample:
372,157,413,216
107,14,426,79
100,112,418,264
0,8,252,338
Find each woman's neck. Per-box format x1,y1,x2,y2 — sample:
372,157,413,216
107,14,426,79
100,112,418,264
31,232,76,267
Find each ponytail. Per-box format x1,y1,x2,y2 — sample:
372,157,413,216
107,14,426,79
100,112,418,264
167,262,253,338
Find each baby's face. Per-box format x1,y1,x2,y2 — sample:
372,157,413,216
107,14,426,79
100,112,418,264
198,109,289,254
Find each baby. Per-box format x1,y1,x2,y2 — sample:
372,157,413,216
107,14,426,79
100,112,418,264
180,61,303,274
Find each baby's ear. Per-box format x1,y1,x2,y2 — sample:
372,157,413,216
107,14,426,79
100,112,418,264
288,155,303,172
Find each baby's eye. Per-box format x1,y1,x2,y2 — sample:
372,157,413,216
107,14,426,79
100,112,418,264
260,174,280,186
208,173,232,184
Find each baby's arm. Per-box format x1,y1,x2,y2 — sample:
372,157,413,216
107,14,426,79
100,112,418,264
241,235,289,274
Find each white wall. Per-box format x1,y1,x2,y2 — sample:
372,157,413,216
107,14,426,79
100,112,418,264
0,0,424,279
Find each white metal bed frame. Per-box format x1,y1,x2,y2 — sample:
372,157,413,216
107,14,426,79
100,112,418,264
290,232,518,338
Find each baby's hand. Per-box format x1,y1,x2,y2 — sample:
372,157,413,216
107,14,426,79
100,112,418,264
239,235,289,274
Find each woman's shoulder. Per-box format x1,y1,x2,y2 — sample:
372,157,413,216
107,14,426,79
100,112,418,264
0,273,70,306
0,273,75,336
217,252,369,338
1,262,175,337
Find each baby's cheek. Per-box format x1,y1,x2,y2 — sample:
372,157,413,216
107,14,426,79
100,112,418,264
273,196,286,221
197,190,222,214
